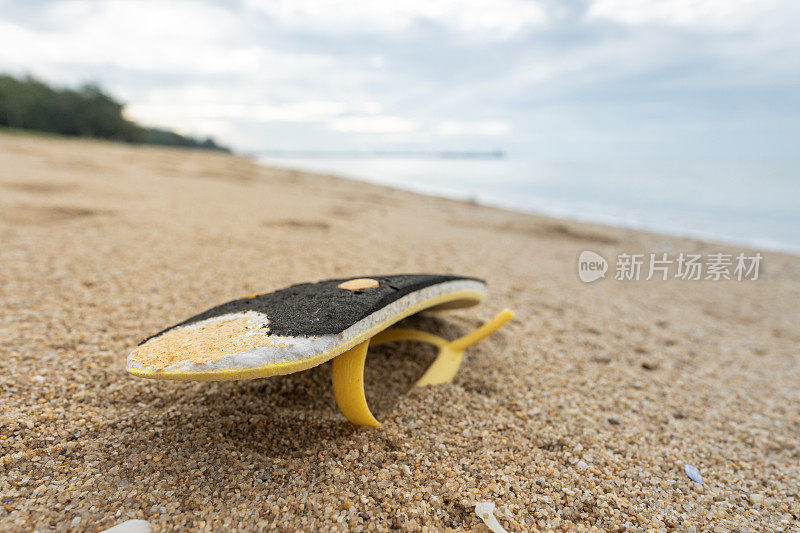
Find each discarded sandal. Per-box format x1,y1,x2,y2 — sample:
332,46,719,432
126,274,513,427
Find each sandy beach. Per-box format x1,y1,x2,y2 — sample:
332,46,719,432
1,131,798,531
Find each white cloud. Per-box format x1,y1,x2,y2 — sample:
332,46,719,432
587,0,792,30
437,120,511,136
243,0,546,36
327,116,419,134
127,101,349,125
0,2,335,79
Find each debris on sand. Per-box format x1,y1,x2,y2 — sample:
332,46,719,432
475,501,509,533
100,520,152,533
684,464,704,485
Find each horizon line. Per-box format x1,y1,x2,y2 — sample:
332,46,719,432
251,149,505,159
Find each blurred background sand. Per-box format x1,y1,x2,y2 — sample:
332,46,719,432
1,132,798,531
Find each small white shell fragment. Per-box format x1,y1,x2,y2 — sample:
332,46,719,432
684,464,704,485
474,501,509,533
100,520,152,533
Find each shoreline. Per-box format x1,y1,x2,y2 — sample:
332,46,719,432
257,155,800,257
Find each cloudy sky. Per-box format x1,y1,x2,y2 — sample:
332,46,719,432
1,0,798,158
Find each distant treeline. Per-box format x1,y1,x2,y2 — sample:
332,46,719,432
0,74,229,152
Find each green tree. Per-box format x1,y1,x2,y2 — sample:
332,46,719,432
0,74,229,151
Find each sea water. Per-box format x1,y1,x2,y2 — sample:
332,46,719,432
256,155,800,255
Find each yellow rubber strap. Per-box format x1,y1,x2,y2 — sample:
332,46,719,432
331,340,381,427
447,309,514,351
371,328,449,348
416,309,514,386
331,309,514,426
